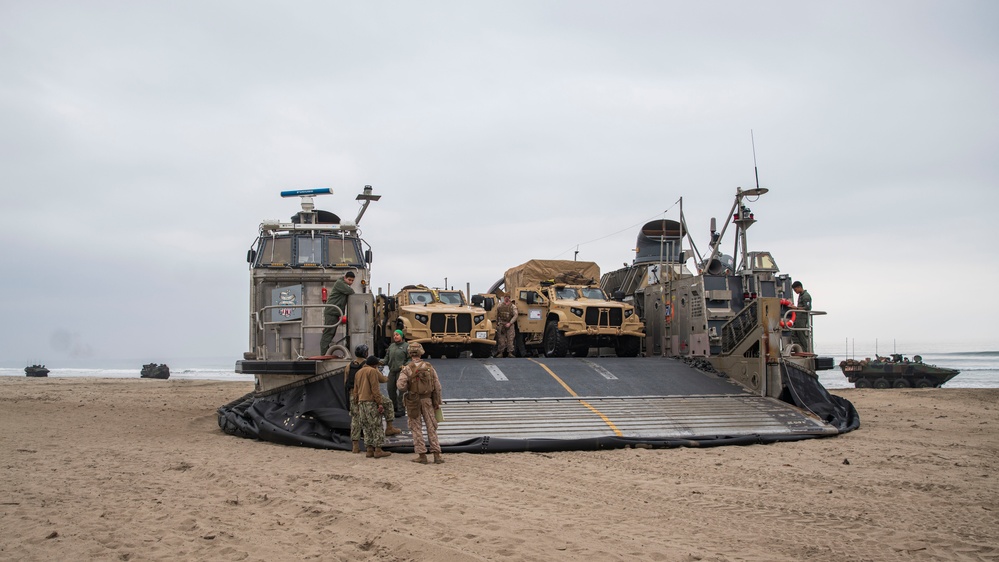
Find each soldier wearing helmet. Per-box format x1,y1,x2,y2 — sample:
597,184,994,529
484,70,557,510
397,342,445,464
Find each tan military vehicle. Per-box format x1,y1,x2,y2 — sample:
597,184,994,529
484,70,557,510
480,260,645,357
375,285,495,359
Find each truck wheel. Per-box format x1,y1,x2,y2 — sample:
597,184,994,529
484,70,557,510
893,379,910,388
854,378,870,388
915,379,934,388
873,378,890,389
615,336,641,357
543,322,569,357
514,330,528,358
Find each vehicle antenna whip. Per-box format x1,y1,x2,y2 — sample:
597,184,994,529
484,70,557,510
751,130,760,191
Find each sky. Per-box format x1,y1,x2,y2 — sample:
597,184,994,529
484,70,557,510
1,1,996,366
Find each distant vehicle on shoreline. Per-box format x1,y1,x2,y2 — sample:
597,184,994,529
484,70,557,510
840,354,959,388
140,363,170,379
25,364,49,377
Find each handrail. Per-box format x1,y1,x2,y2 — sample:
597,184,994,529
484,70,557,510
254,303,346,360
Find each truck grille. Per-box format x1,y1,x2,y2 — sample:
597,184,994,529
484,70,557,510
584,308,622,327
430,313,472,334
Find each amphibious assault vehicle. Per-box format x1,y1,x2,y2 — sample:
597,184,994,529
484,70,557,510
840,354,959,388
24,364,49,377
140,363,170,379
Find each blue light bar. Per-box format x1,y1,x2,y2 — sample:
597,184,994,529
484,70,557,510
280,188,332,198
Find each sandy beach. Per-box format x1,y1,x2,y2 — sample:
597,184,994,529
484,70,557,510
1,378,996,561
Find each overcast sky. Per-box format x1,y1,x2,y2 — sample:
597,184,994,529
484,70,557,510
2,1,996,366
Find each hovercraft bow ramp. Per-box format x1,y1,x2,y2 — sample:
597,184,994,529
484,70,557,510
218,356,857,453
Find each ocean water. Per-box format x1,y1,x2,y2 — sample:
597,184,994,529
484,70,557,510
3,352,997,389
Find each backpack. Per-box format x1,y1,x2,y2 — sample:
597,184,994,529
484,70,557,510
407,360,434,396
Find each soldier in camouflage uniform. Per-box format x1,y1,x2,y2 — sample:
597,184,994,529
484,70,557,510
397,342,444,464
494,294,519,358
354,355,392,458
348,345,400,454
791,281,812,352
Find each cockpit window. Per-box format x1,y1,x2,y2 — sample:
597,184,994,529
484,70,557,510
326,237,361,266
409,291,434,305
579,288,606,300
556,288,578,300
438,291,465,305
754,253,777,271
258,236,293,266
297,237,322,265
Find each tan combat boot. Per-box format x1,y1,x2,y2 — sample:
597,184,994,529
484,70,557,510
384,421,402,437
373,447,392,459
412,453,428,464
433,452,444,464
351,441,360,454
365,447,374,458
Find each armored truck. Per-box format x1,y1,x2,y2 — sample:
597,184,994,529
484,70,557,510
375,285,495,359
481,260,644,357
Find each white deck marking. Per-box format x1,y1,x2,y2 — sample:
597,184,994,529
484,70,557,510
581,359,618,380
484,364,508,381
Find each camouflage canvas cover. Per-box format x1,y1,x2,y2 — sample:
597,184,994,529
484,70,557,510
504,260,601,289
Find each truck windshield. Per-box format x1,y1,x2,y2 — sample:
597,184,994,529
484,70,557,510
556,288,578,300
579,288,606,299
438,291,465,305
409,291,434,305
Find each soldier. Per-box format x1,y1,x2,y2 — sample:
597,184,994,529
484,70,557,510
791,281,812,352
348,344,400,454
321,271,355,354
397,342,444,464
494,294,519,358
380,329,410,417
354,355,393,458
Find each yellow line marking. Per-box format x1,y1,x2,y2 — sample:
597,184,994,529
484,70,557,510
528,358,623,437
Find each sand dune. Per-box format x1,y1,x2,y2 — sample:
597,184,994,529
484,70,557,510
1,378,996,561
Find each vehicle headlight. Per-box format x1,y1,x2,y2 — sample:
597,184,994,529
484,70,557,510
570,307,584,317
624,309,634,318
474,314,485,324
415,314,428,324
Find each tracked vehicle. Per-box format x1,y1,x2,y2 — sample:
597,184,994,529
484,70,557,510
24,364,49,377
840,354,959,388
375,285,495,358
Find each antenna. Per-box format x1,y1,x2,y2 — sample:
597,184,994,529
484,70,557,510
751,130,760,191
